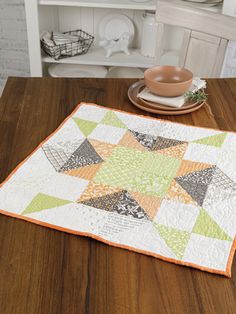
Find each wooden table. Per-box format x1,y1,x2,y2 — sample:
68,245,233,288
0,77,235,314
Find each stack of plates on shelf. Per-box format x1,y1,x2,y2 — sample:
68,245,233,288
183,0,223,7
128,80,206,115
48,64,108,78
106,67,144,78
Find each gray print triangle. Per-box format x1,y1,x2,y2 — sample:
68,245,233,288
153,136,187,151
175,166,216,206
210,167,236,190
59,139,103,172
114,191,149,220
129,130,156,150
79,191,123,212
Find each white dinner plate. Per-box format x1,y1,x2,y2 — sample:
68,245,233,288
183,0,222,4
48,64,108,78
106,67,144,78
99,13,135,43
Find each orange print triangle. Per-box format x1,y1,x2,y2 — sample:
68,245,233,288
156,143,188,159
88,139,116,159
118,131,146,151
129,191,162,219
64,163,102,181
166,180,197,205
177,159,212,177
78,182,122,202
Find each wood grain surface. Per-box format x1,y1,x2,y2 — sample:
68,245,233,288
0,77,235,314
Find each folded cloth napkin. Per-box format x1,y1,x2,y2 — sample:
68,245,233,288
137,78,206,108
40,31,55,47
52,32,79,45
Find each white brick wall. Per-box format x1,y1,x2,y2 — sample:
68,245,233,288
0,0,30,95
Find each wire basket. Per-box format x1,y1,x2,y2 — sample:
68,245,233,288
41,29,94,60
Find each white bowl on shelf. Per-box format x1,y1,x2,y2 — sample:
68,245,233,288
48,64,108,78
106,66,144,78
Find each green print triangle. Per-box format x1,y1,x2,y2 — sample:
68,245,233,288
154,223,190,259
192,208,231,241
193,132,227,147
73,118,97,137
101,111,127,129
22,193,72,215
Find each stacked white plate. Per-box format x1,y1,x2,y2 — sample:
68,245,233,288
48,64,108,78
183,0,222,6
106,67,144,78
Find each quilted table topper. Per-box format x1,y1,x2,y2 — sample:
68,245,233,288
0,103,235,277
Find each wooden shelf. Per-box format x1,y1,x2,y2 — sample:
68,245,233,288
38,0,157,10
42,47,156,68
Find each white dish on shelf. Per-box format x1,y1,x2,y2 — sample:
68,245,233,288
99,13,135,43
48,63,108,78
183,0,222,5
184,0,221,2
106,66,144,78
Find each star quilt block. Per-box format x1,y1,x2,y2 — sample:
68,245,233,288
0,103,235,277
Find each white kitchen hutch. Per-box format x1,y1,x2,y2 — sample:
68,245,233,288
25,0,236,78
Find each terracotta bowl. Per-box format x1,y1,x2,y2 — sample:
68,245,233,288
144,66,193,97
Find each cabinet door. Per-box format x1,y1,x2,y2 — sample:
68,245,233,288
184,31,227,77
